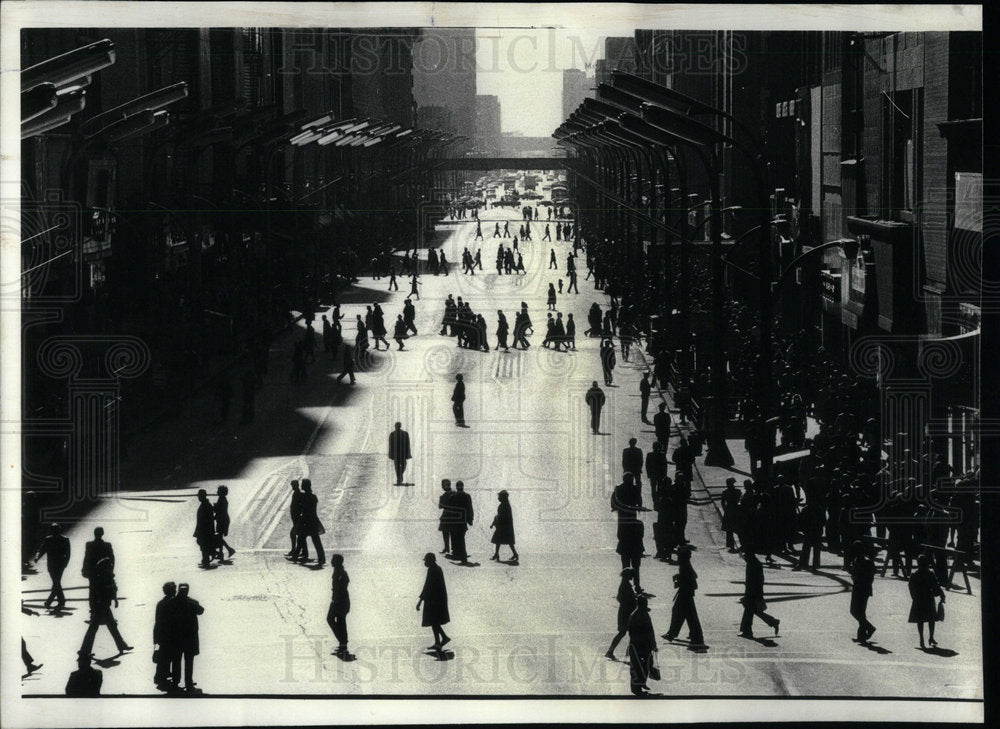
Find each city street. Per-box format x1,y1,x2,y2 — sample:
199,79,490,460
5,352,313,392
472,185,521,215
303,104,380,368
20,189,982,698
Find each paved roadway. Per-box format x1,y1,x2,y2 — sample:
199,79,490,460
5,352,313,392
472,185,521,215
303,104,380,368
20,192,982,699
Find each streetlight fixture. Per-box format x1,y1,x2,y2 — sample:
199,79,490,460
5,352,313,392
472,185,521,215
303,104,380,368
79,82,188,137
21,38,115,91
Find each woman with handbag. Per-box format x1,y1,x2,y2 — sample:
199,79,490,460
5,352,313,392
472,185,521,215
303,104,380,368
908,553,945,648
489,491,518,563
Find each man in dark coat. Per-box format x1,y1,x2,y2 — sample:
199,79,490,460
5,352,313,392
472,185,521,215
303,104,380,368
849,547,876,643
82,526,115,583
663,547,705,647
388,422,412,485
34,522,70,609
622,438,644,490
193,489,216,567
296,479,325,566
585,381,606,434
653,402,671,446
403,298,418,335
437,479,455,555
287,480,306,559
153,581,178,690
452,374,466,426
612,473,646,593
645,442,667,505
720,478,742,552
449,481,474,564
327,554,351,656
739,550,780,638
417,553,451,649
171,583,204,693
626,595,657,695
80,557,132,656
639,371,652,423
336,342,356,384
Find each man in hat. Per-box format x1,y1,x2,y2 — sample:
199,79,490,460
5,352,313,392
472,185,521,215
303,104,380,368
34,523,71,609
172,583,204,693
720,479,742,552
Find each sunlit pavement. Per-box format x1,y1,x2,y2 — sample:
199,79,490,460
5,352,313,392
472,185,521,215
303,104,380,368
20,194,982,698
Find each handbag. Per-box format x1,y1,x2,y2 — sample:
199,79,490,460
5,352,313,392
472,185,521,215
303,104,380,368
648,652,661,681
936,600,945,622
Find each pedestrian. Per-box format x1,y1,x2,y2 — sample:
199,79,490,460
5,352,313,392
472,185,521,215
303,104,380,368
720,478,741,552
409,274,421,300
622,438,644,489
371,303,390,350
739,550,780,638
672,436,695,501
193,489,216,567
653,403,671,447
475,248,483,269
65,653,102,697
543,224,551,241
849,545,877,643
327,554,352,657
549,248,557,269
612,473,646,593
547,283,557,311
627,595,658,696
449,481,474,563
566,314,576,352
639,371,652,424
287,480,304,557
663,547,705,647
794,499,824,571
171,583,204,693
80,557,133,656
908,554,945,649
403,299,418,335
336,343,356,384
153,581,178,690
33,522,70,609
645,442,667,505
496,311,510,352
438,479,455,555
585,381,606,434
296,479,325,566
393,315,409,350
606,568,638,660
416,553,451,650
354,315,369,358
452,373,466,427
214,485,235,561
489,490,518,562
388,421,412,485
439,249,449,275
388,263,398,291
600,338,616,385
567,268,579,293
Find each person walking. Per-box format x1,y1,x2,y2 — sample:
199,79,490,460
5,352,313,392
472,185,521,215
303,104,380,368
549,248,557,269
739,550,780,638
82,527,115,583
547,283,557,311
327,554,351,657
626,595,658,696
296,479,326,565
849,546,877,643
606,568,638,660
720,478,742,553
622,438,644,490
662,547,705,647
153,581,178,690
475,221,483,241
612,473,647,593
80,557,132,656
214,486,235,561
585,381,606,434
567,268,579,294
403,299,418,335
644,442,667,505
193,489,216,567
287,480,305,558
452,373,466,427
437,479,455,555
489,490,518,562
565,313,577,350
653,402,671,447
600,338,616,386
387,263,399,291
417,553,451,650
171,583,204,693
388,422,412,485
543,224,551,241
336,343,356,384
393,315,409,351
409,274,421,300
639,372,652,424
496,311,510,352
449,481,474,564
908,554,945,649
34,522,70,609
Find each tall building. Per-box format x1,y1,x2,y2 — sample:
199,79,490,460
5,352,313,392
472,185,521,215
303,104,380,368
475,94,501,155
412,28,477,151
561,68,593,119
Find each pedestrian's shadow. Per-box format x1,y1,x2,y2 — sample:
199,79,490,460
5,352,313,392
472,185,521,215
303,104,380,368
920,646,958,658
740,635,778,648
455,424,471,429
449,560,481,568
499,559,520,566
593,433,611,437
307,563,326,571
425,649,455,661
394,482,415,487
93,655,122,668
854,640,892,655
197,563,219,571
217,559,235,566
334,652,357,662
46,606,74,618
